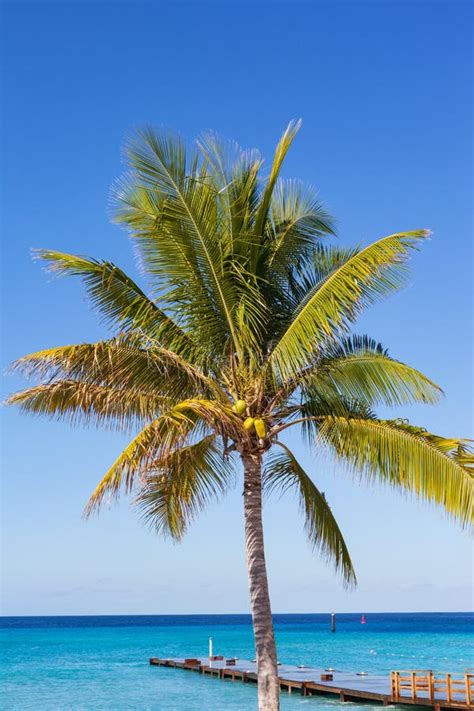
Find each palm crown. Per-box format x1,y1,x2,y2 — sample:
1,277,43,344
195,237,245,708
9,121,473,592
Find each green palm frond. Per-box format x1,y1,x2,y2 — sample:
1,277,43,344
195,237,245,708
85,406,201,515
318,416,474,527
10,338,220,402
196,131,262,244
264,442,356,587
279,245,360,322
303,335,442,407
266,180,335,279
113,184,229,355
35,250,204,362
193,134,271,353
298,394,376,444
85,396,236,514
310,244,361,286
170,397,237,431
264,245,358,353
455,448,474,474
114,128,244,357
253,120,302,241
5,380,166,430
136,435,235,540
269,230,430,379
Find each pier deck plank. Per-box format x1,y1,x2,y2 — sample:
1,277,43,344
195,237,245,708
149,657,473,709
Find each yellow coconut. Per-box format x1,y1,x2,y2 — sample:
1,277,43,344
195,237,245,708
243,417,255,432
254,418,266,438
233,399,247,415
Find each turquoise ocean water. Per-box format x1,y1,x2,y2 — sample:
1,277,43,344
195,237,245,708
1,613,472,710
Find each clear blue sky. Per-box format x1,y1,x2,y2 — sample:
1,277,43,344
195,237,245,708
1,0,472,616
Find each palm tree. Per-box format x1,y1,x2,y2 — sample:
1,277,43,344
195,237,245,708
8,121,473,711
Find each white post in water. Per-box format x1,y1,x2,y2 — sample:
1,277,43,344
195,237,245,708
209,636,213,659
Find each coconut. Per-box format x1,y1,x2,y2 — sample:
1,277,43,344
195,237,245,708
233,399,247,415
243,417,255,432
254,418,266,438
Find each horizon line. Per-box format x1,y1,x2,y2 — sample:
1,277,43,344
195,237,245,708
2,610,472,619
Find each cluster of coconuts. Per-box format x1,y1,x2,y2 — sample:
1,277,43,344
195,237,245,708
231,399,267,438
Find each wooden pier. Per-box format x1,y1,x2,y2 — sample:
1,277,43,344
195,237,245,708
149,656,474,709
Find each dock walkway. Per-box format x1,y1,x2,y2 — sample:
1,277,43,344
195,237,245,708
149,656,474,709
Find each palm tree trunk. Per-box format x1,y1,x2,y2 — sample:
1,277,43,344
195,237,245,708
242,452,280,711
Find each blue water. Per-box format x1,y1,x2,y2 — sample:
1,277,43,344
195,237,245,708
1,613,472,710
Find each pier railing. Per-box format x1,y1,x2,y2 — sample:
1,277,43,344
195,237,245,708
390,670,474,706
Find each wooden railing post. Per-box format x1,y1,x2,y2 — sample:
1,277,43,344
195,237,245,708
411,672,417,700
446,673,452,703
427,671,434,702
465,674,473,706
390,672,398,700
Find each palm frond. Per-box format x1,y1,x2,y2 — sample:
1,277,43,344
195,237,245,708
114,128,244,357
286,244,363,311
298,393,376,444
35,250,203,362
136,435,235,539
85,407,200,515
318,416,474,527
264,245,358,353
253,119,302,240
264,442,356,587
5,380,166,431
196,132,262,243
10,338,220,402
85,396,235,514
194,134,271,353
112,184,228,354
305,335,442,407
269,230,430,379
227,153,262,242
266,179,335,278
